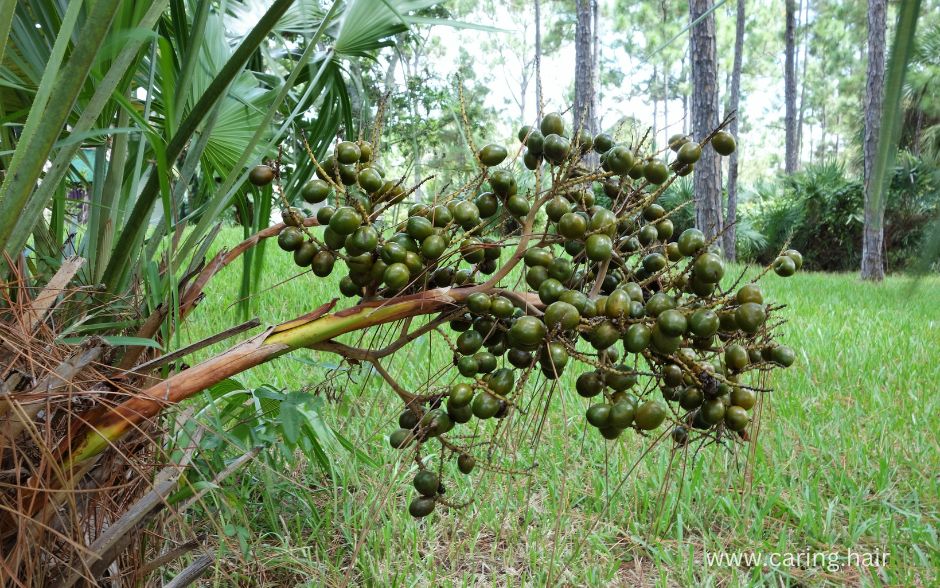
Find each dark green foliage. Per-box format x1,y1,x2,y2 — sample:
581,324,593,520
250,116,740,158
745,157,940,271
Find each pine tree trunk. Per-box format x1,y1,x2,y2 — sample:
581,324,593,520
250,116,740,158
723,0,745,261
592,0,600,130
574,0,595,136
689,0,723,241
861,0,887,281
535,0,543,117
784,0,798,173
796,0,809,160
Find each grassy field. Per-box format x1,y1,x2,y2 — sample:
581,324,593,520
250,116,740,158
176,228,940,587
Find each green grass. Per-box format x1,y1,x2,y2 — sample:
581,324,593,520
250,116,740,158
175,227,940,587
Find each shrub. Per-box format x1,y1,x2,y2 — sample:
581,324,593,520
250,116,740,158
743,155,940,271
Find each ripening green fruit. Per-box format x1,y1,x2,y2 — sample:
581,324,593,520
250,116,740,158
585,234,613,261
345,225,378,255
389,428,413,449
328,206,362,235
357,140,373,162
537,278,564,305
316,206,335,226
642,252,668,273
409,496,436,518
460,239,485,264
523,129,545,154
293,241,317,267
593,133,614,153
644,160,670,184
677,228,706,256
693,252,725,284
301,179,331,203
656,309,688,337
456,330,484,355
604,289,631,318
357,168,384,193
526,266,549,290
676,142,702,165
544,301,581,330
656,219,675,240
421,234,447,259
784,249,803,270
605,145,635,175
384,263,410,289
335,141,361,164
471,392,502,419
249,164,275,186
606,365,637,391
725,344,750,371
311,250,335,277
545,196,572,221
700,399,726,425
475,192,499,217
450,383,475,408
735,302,766,334
540,112,565,137
508,316,547,351
645,293,676,317
689,308,720,338
522,149,541,171
711,131,736,155
540,341,569,374
724,405,749,431
506,194,531,217
608,399,636,428
489,169,516,197
558,212,588,239
448,401,473,423
405,215,433,241
524,247,553,267
623,323,652,353
650,324,682,354
736,284,764,304
585,404,611,428
576,371,605,397
668,134,691,151
543,134,571,163
413,471,440,496
730,387,756,410
489,296,514,319
679,386,704,410
479,144,508,166
457,355,479,377
589,320,620,350
277,227,304,251
770,345,796,367
634,400,667,430
518,125,533,142
773,255,797,276
458,454,476,474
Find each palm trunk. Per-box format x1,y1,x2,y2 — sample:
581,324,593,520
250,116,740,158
861,0,887,280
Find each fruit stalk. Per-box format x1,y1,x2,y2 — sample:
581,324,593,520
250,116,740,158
16,286,538,520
